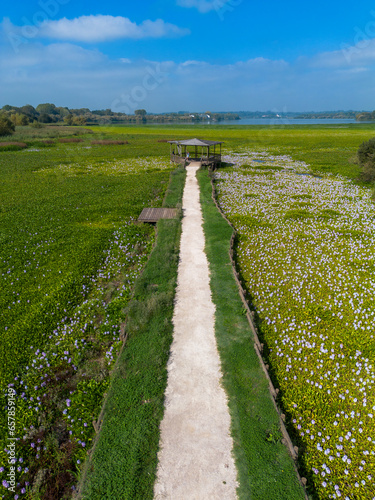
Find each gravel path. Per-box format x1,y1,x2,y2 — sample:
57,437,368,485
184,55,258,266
154,164,238,499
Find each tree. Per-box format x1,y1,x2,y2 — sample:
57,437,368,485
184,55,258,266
36,103,58,115
56,107,71,118
0,113,15,136
70,108,90,116
38,113,53,123
2,105,17,112
135,109,147,116
20,104,37,119
72,116,87,126
64,114,74,126
10,113,29,126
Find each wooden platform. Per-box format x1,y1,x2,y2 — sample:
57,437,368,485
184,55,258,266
138,207,178,223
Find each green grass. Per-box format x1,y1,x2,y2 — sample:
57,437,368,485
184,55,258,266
0,146,170,384
77,167,185,500
92,122,375,179
197,169,306,500
8,121,371,180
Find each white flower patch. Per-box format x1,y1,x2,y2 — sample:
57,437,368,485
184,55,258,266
215,150,375,499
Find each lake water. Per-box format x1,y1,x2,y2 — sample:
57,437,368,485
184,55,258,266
138,118,375,127
197,118,364,126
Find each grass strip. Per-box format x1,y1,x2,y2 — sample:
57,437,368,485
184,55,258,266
197,168,307,500
77,166,185,499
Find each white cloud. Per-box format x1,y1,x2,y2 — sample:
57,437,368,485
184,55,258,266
176,0,221,14
0,42,105,72
1,30,375,112
2,15,190,43
181,60,207,66
301,38,375,69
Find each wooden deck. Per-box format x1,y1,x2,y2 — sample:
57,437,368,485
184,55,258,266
138,207,178,223
170,154,221,169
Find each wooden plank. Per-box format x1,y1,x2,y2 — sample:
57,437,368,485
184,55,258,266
138,207,178,223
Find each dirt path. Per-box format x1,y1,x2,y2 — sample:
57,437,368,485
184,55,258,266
154,164,238,499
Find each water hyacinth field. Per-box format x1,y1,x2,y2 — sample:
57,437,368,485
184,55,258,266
0,135,173,498
2,123,375,499
215,151,375,499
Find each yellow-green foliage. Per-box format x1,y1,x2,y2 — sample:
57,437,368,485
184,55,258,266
0,137,173,498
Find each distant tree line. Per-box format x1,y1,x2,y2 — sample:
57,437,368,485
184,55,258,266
298,111,358,119
0,103,240,136
0,103,86,131
356,111,375,122
236,110,361,120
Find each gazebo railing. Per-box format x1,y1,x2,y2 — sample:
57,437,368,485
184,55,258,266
171,153,221,161
170,154,186,164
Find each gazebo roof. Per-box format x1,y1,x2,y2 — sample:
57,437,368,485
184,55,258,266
167,138,223,146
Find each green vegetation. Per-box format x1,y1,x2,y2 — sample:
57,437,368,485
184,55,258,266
77,167,185,500
357,136,375,183
2,122,375,499
34,121,375,176
0,140,170,383
197,169,306,500
0,126,174,498
89,122,375,180
0,113,15,136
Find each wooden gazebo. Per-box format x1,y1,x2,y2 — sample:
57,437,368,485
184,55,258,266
168,138,223,169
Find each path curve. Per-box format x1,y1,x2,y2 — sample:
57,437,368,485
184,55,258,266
154,164,238,499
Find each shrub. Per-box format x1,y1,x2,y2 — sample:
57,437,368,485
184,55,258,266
58,137,83,143
91,140,128,145
0,141,27,147
31,120,44,128
72,116,87,126
359,161,375,183
357,137,375,182
357,137,375,164
0,141,27,151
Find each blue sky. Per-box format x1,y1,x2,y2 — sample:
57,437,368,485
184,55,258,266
1,0,375,112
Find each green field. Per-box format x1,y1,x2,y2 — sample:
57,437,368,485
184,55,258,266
0,127,175,498
1,123,375,499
